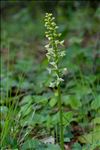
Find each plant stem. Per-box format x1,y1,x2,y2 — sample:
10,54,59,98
58,84,64,150
53,41,64,149
45,13,65,149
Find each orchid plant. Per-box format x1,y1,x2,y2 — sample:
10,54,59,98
44,13,66,150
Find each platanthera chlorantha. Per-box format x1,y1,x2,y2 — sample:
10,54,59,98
44,13,67,150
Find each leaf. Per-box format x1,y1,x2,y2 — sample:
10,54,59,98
91,117,100,124
21,139,42,150
78,130,100,145
63,111,73,125
20,95,33,105
91,95,100,110
72,142,82,150
33,95,48,105
20,103,32,117
63,95,70,105
32,114,47,125
64,137,70,142
21,139,61,150
46,144,61,150
70,96,82,109
49,98,57,107
51,112,60,125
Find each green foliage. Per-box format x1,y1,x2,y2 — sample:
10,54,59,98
1,3,100,150
21,139,61,150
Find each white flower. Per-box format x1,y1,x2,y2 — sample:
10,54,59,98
52,17,55,20
47,68,52,74
49,82,55,88
60,40,64,46
55,26,58,29
60,51,65,57
63,68,68,75
55,40,59,45
46,53,50,60
63,68,67,72
56,77,64,85
48,37,51,40
50,62,57,69
45,44,50,49
48,48,53,53
46,35,49,38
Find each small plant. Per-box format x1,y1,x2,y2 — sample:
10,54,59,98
44,13,66,150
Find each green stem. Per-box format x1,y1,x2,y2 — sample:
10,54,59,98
52,36,64,149
58,84,64,150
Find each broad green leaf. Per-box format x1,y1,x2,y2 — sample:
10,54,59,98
20,103,32,117
63,95,70,105
51,112,59,125
91,117,100,124
20,95,33,105
46,144,61,150
33,95,48,105
78,130,100,144
70,96,82,109
91,95,100,110
21,139,42,150
49,98,57,107
72,142,82,150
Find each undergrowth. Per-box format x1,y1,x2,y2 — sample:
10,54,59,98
1,4,100,150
